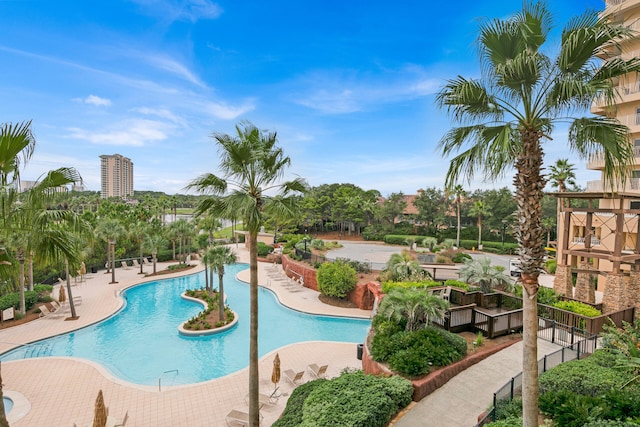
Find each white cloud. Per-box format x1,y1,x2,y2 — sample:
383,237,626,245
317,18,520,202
66,119,173,146
202,99,256,120
75,94,112,107
143,54,207,87
132,107,187,126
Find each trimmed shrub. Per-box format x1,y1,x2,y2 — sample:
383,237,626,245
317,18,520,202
443,280,471,291
316,261,357,298
257,242,273,257
552,300,602,318
272,379,326,427
0,290,39,311
545,258,557,274
493,397,522,421
383,234,428,246
298,371,413,427
381,280,442,294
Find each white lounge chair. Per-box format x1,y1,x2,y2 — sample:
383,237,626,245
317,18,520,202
38,305,52,318
106,411,128,427
244,389,279,408
283,369,304,386
225,409,262,426
131,259,140,268
307,364,328,378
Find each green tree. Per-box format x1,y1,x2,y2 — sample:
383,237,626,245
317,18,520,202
187,121,306,426
376,288,449,332
413,187,447,230
383,251,427,282
469,200,490,249
143,229,167,275
381,192,407,225
447,185,466,248
435,3,640,424
317,261,357,299
206,245,237,320
459,257,511,294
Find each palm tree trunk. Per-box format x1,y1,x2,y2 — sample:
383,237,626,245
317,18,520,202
456,200,461,248
515,130,545,427
66,259,77,318
139,241,144,274
248,230,260,426
172,240,176,260
28,252,34,291
218,271,225,321
152,253,157,274
18,259,25,315
204,263,209,293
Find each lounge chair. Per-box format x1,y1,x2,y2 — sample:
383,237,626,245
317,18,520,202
106,410,128,427
225,409,262,427
131,259,140,268
283,369,304,386
244,389,279,407
38,305,52,318
307,364,328,378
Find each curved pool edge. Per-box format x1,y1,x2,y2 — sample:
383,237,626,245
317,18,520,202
235,263,371,320
4,389,30,424
0,264,207,358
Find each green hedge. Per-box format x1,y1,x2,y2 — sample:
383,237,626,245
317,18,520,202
273,380,326,427
257,242,274,257
0,290,39,311
552,300,602,317
383,234,428,246
381,280,442,294
457,239,518,254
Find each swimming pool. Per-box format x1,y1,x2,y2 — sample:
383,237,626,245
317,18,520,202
3,397,12,415
0,264,370,386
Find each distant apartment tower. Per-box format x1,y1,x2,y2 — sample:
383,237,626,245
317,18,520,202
100,154,134,199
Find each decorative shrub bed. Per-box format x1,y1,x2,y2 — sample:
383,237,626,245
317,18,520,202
552,300,602,317
272,370,413,427
0,284,53,311
382,279,472,294
370,322,467,377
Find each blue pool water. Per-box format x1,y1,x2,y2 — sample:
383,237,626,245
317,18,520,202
1,264,370,386
3,397,12,415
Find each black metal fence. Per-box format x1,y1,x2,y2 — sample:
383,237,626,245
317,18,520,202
474,323,598,426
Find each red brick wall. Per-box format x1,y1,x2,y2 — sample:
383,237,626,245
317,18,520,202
281,255,319,291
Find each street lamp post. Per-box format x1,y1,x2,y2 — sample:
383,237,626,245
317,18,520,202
501,220,508,249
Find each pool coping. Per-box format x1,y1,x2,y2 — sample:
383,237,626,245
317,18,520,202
4,390,30,424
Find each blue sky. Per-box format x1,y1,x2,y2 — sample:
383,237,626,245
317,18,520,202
1,0,605,196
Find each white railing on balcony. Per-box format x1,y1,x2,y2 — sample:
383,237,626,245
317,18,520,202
606,0,626,5
572,236,601,246
585,178,640,192
616,114,640,128
588,147,640,166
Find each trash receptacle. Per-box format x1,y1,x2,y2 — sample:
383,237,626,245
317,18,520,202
91,266,97,274
357,343,364,360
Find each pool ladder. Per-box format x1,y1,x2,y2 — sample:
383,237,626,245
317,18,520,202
158,369,179,392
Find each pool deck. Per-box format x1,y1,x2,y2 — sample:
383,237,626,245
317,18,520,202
0,248,370,426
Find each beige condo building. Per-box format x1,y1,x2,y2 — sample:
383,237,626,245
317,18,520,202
100,154,134,199
554,0,640,315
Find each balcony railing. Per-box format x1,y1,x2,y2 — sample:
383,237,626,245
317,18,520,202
588,146,640,169
585,178,640,192
571,236,601,246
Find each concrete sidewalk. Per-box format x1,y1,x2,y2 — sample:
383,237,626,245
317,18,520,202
393,338,563,427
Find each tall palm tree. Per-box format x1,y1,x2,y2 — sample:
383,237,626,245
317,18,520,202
143,231,166,275
186,121,306,426
94,218,125,282
207,245,237,320
469,200,490,249
130,220,149,274
435,3,640,424
447,185,466,248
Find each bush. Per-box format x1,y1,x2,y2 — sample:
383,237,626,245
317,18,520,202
552,300,602,318
545,258,557,274
493,397,522,421
316,261,357,298
297,371,413,427
485,417,523,427
539,350,633,397
257,242,274,257
443,280,472,291
272,379,326,427
381,280,442,293
34,284,53,298
0,290,39,311
383,234,428,246
371,327,467,377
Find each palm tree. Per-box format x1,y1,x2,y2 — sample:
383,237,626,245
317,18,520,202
447,185,466,248
130,221,149,274
459,257,512,294
207,245,237,320
376,288,449,332
384,251,426,282
94,218,125,283
186,121,306,426
435,3,640,424
143,231,166,275
469,200,490,249
549,158,578,219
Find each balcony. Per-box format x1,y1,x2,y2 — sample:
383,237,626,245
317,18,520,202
605,0,640,15
587,146,640,170
585,178,640,193
591,81,640,114
572,236,601,246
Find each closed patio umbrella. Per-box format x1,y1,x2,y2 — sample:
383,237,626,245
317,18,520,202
59,284,66,304
93,389,107,427
271,353,281,392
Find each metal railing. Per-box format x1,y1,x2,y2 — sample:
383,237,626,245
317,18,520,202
474,324,598,426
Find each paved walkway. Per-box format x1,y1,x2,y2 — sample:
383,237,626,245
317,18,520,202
0,250,368,426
